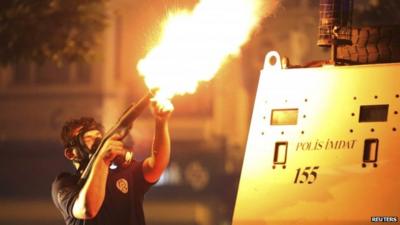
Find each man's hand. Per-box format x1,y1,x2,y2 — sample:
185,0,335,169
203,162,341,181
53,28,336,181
98,134,126,166
150,98,174,122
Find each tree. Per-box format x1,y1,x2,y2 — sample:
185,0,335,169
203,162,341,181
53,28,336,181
0,0,108,66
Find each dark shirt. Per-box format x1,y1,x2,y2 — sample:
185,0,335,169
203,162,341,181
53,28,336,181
51,160,154,225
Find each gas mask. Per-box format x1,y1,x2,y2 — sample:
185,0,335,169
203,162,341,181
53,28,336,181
67,126,103,172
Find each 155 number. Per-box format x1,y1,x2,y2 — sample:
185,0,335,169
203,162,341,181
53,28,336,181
294,166,319,184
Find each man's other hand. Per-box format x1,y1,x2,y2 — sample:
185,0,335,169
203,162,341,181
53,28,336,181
150,98,174,122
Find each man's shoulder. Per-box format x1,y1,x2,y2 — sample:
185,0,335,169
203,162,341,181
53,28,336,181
51,172,80,207
55,172,74,179
55,172,77,181
131,160,147,177
132,159,143,170
52,172,79,188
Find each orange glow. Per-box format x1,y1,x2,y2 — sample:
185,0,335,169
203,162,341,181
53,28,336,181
138,0,276,104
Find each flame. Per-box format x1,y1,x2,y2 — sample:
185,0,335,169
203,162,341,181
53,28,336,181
138,0,276,103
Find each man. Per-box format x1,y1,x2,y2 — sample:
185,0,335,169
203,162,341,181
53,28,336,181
51,100,173,225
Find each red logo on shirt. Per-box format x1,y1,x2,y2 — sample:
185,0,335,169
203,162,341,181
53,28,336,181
116,178,128,194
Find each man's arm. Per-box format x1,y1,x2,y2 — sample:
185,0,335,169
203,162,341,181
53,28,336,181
72,136,125,219
143,100,173,183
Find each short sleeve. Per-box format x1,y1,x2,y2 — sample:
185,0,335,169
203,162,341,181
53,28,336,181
51,173,81,219
131,161,156,196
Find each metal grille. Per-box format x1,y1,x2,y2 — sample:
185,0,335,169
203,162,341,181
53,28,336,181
318,0,353,46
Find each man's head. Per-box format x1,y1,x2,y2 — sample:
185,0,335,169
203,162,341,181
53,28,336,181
61,117,104,169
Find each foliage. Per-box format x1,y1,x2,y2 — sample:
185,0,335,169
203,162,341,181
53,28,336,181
0,0,108,66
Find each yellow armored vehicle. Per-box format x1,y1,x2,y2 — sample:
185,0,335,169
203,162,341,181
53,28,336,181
233,0,400,224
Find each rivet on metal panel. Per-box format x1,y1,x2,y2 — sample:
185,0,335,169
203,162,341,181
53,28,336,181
263,51,282,70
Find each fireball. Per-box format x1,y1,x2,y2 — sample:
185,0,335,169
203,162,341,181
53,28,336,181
138,0,277,106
